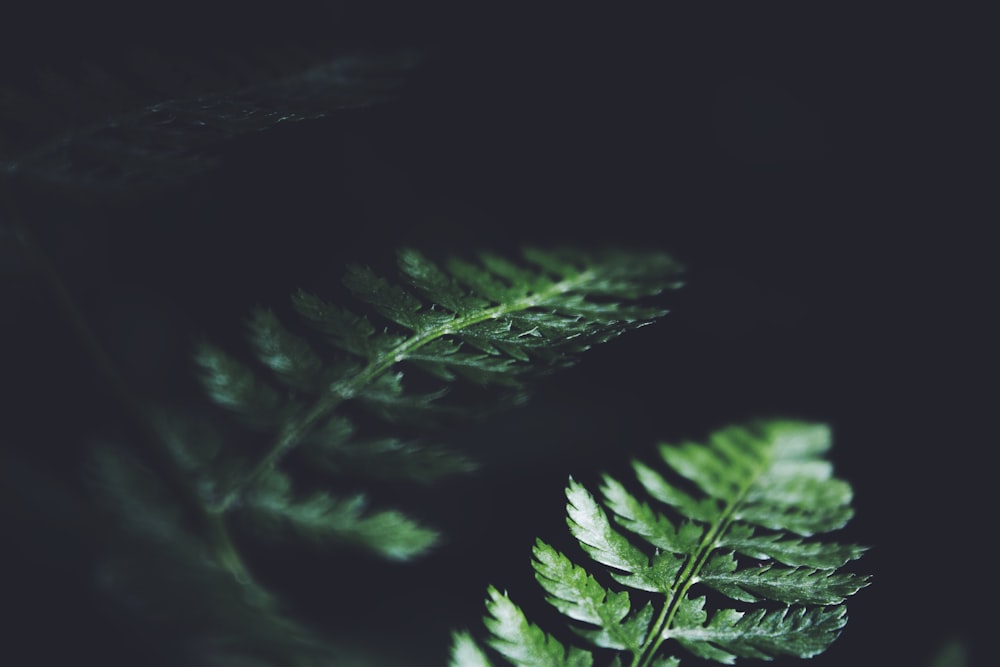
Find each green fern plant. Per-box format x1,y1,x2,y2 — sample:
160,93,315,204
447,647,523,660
451,420,870,667
76,245,682,666
0,28,883,667
187,246,683,563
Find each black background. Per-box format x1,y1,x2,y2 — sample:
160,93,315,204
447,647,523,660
3,3,988,666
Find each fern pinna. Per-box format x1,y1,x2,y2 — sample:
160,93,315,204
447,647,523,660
451,420,870,667
186,247,682,562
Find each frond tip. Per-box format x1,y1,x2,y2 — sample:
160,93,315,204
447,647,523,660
454,420,870,666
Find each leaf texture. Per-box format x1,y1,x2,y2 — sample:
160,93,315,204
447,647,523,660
455,420,869,666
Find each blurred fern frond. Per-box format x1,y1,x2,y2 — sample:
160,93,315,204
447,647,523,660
1,48,420,198
89,440,365,667
190,246,683,560
76,246,680,665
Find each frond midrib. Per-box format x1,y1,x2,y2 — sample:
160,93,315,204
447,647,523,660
635,442,774,667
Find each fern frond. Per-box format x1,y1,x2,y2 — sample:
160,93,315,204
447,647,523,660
1,49,419,197
456,420,870,667
192,247,681,559
88,443,345,666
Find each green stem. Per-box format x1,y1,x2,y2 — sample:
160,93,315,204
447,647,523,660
634,453,772,667
215,270,595,510
2,177,255,588
636,518,732,667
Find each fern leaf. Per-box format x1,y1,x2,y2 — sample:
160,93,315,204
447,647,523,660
699,552,868,605
243,470,439,560
2,50,420,196
451,631,497,667
532,540,651,652
599,474,703,555
458,420,870,666
720,523,866,568
565,478,680,594
191,246,680,562
669,596,848,662
485,586,593,667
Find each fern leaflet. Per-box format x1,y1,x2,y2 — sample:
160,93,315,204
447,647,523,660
452,420,870,666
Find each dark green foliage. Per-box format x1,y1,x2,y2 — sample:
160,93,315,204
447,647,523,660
452,421,869,666
1,49,420,197
242,469,439,561
89,443,346,667
77,245,678,666
193,247,682,558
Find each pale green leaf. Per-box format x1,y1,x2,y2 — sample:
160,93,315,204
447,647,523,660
720,523,867,569
485,587,593,667
656,436,748,503
670,600,848,662
451,631,496,667
739,472,854,536
600,475,701,553
565,479,651,580
532,540,646,652
700,552,871,605
632,460,717,523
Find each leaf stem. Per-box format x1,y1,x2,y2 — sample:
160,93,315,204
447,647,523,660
634,451,772,667
2,176,256,588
